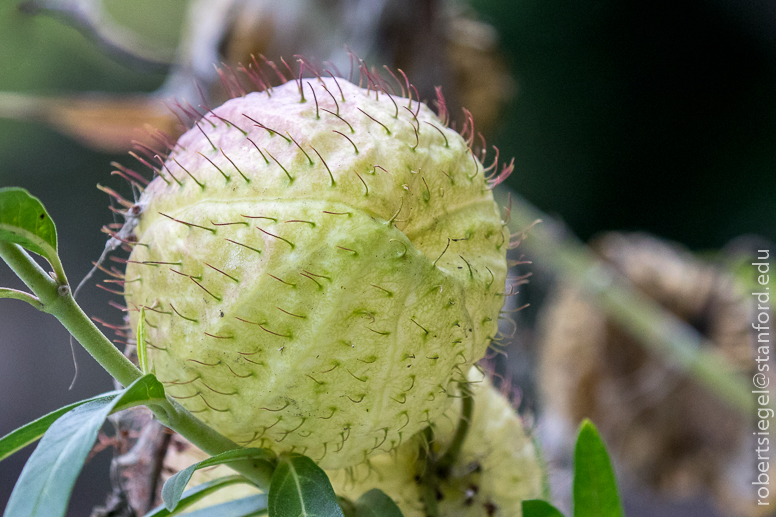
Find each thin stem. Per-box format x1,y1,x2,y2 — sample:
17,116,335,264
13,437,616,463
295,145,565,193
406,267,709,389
419,427,440,517
0,241,273,490
0,287,43,310
0,242,59,301
436,384,473,477
415,384,473,515
54,292,144,387
0,241,140,385
149,399,274,489
48,254,68,287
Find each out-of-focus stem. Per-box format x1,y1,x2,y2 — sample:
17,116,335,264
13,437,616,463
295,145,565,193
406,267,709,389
497,190,755,416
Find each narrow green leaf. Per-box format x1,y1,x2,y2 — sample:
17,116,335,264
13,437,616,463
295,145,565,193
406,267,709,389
163,448,275,511
354,489,404,517
3,375,166,517
137,306,149,374
0,187,64,281
0,390,121,463
144,476,261,517
522,499,566,517
268,453,344,517
184,494,268,517
573,420,624,517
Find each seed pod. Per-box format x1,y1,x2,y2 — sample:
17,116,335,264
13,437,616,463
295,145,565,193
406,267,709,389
329,368,547,516
125,75,508,469
163,369,547,516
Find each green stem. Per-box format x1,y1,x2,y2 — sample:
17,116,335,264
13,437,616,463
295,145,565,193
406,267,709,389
0,242,59,300
436,384,473,477
54,289,144,387
0,241,273,489
150,398,274,489
419,427,440,517
0,287,43,310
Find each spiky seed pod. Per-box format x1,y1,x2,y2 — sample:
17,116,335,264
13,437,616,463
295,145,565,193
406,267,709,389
125,76,508,469
329,368,547,516
163,368,546,516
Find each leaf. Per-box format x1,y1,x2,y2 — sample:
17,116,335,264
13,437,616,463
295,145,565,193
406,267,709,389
0,187,66,283
144,476,261,517
0,187,57,258
268,454,344,517
3,374,166,517
522,499,566,517
353,489,404,517
0,390,121,463
163,448,275,511
573,420,624,517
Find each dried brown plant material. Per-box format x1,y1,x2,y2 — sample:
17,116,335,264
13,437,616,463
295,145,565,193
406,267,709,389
538,232,770,516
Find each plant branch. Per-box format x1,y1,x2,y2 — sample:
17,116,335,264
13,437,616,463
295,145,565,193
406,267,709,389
54,290,145,387
0,242,59,300
435,383,473,477
419,427,440,517
0,287,43,310
0,241,141,387
148,399,274,490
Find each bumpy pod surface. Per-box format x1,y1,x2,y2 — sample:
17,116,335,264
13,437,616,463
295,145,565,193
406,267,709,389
329,368,546,516
165,369,546,516
126,77,508,468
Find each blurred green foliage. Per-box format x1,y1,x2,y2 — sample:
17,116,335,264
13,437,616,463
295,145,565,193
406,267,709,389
474,0,776,248
0,0,185,182
0,0,184,94
0,0,187,283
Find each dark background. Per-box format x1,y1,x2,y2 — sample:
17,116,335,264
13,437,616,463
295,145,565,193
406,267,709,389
475,0,776,248
1,0,774,514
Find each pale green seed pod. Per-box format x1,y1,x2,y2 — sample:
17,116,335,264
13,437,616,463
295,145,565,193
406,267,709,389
329,368,546,516
126,76,508,469
164,368,546,516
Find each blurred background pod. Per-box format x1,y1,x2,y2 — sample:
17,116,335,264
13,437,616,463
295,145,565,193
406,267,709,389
537,232,774,516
